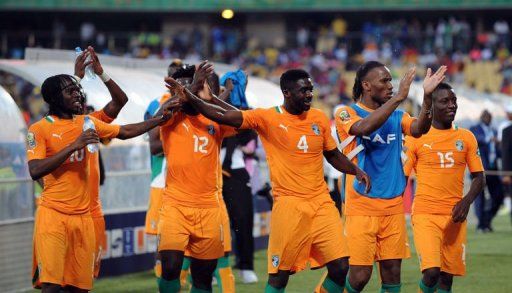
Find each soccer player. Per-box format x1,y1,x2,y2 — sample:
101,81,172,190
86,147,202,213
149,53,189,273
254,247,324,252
31,47,129,287
404,83,485,293
334,61,446,292
155,64,238,293
165,67,370,293
28,74,175,292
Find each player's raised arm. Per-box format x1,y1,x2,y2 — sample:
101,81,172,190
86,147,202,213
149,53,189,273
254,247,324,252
323,148,371,193
452,171,485,223
74,47,128,119
91,47,128,118
164,77,243,128
409,66,447,137
28,129,100,180
349,67,416,136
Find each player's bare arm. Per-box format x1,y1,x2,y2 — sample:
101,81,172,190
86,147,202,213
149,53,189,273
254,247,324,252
452,171,485,223
200,80,238,111
349,67,416,136
148,127,163,155
117,109,174,140
409,66,447,137
165,77,244,128
28,129,100,180
323,148,371,193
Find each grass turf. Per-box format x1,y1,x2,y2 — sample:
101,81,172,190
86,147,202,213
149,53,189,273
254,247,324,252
30,215,511,292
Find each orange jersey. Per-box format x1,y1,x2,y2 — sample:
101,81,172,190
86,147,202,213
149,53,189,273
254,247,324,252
240,106,336,200
160,112,236,208
88,110,115,217
404,125,484,215
335,103,415,216
27,115,120,214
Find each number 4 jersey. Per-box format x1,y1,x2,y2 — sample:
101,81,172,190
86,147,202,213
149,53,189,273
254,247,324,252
240,106,337,200
404,125,484,215
26,115,120,214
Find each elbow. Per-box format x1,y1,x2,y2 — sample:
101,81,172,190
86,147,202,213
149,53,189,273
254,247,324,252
410,131,422,138
29,169,41,181
349,125,369,136
120,96,128,107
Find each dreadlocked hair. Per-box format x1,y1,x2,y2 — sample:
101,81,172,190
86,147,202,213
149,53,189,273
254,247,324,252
41,74,76,115
352,61,385,101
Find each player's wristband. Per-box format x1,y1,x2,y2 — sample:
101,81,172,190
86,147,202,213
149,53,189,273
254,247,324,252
99,72,111,83
73,75,82,83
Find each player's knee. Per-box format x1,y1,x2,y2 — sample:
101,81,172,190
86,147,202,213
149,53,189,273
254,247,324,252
190,258,217,289
380,260,401,283
267,271,289,289
160,251,183,280
439,271,453,289
422,268,441,287
349,267,372,289
326,257,349,282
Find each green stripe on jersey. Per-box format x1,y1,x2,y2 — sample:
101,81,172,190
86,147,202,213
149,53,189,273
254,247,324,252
45,116,55,123
150,155,165,181
274,106,283,114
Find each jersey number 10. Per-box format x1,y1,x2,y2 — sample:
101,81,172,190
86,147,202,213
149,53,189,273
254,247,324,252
437,151,454,168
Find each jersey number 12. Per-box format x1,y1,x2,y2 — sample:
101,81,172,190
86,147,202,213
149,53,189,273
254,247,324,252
193,135,208,154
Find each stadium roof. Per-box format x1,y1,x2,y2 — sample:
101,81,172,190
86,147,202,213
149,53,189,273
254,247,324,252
1,0,511,12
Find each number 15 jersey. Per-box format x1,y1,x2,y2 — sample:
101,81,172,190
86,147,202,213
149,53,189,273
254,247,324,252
404,125,484,215
240,106,337,200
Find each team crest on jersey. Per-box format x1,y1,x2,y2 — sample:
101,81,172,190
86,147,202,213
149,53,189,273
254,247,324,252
207,125,215,135
27,132,36,149
312,124,320,135
455,140,464,151
271,255,280,267
339,110,351,122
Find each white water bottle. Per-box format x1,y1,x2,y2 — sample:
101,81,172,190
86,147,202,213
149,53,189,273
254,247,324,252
83,116,98,153
75,47,96,80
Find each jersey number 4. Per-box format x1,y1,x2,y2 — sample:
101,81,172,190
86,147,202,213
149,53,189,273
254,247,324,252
297,135,309,153
193,135,208,154
437,151,454,168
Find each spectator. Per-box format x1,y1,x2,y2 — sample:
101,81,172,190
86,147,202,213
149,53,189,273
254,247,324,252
470,110,504,232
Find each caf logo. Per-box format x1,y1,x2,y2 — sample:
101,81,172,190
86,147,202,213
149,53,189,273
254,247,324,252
207,125,215,135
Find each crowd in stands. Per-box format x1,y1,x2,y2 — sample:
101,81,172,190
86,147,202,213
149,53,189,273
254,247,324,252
2,16,512,124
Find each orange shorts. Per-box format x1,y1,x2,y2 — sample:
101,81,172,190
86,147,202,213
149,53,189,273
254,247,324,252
267,196,349,274
346,213,410,266
220,199,232,253
92,216,106,278
33,206,95,290
158,204,224,260
145,187,163,235
412,214,466,276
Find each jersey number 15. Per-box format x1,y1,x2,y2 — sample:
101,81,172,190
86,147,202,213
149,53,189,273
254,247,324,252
437,151,454,168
